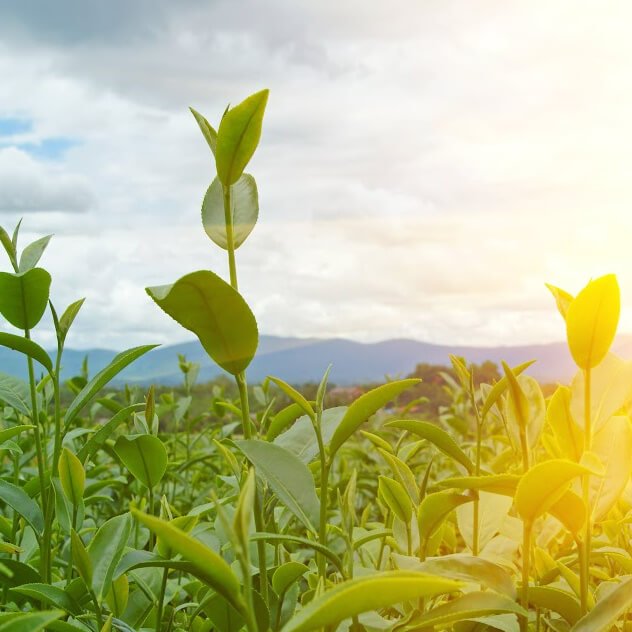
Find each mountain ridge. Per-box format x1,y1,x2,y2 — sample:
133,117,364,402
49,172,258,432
3,334,632,385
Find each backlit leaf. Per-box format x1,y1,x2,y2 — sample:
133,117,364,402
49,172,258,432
147,271,257,375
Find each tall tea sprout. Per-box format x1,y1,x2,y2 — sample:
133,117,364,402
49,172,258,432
146,89,269,607
147,90,268,440
549,275,620,615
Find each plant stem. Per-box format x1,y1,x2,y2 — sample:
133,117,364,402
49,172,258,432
520,521,532,632
580,368,592,615
222,184,238,289
24,328,49,581
472,416,482,556
156,567,169,632
315,412,330,580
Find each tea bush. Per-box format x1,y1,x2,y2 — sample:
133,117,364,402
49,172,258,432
0,90,630,632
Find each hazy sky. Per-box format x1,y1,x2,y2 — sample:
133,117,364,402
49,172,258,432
1,1,631,350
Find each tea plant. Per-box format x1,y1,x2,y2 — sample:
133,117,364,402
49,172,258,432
0,90,630,632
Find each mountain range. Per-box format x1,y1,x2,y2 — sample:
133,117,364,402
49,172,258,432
3,334,632,386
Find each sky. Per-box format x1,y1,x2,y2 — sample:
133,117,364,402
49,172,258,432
1,0,631,351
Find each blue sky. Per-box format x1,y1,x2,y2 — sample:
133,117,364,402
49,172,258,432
0,1,631,351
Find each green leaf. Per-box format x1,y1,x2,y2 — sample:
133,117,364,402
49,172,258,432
250,533,343,574
233,467,255,552
401,592,526,630
571,576,632,631
0,611,63,632
18,235,52,272
0,480,44,536
132,510,245,612
0,333,53,375
527,586,581,625
405,553,516,598
9,583,81,616
202,174,258,249
378,476,412,523
59,447,85,506
77,404,143,463
566,274,620,370
515,459,589,524
329,379,420,456
57,298,85,344
106,574,129,617
64,345,157,429
216,89,269,185
272,562,309,596
156,515,198,559
439,474,520,497
87,513,133,602
280,571,462,632
114,434,167,489
190,106,218,155
0,425,33,443
268,377,315,420
378,448,419,503
266,402,308,441
418,491,474,545
0,374,31,415
147,271,257,376
0,268,51,329
0,225,16,268
236,439,320,532
70,530,92,585
386,419,474,474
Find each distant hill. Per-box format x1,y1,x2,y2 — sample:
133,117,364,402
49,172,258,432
3,334,632,386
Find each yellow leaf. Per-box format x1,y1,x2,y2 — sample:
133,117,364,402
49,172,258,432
515,460,589,524
566,274,620,370
546,386,583,461
545,283,574,320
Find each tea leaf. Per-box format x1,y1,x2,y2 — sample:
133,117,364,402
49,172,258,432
378,476,412,523
386,419,474,474
87,513,133,601
58,448,85,506
0,374,31,416
0,611,63,632
566,274,620,370
0,333,53,375
132,510,245,612
272,562,309,596
329,379,420,456
514,459,589,524
9,584,81,616
545,283,574,320
480,360,535,419
572,576,632,632
114,435,168,489
202,174,258,249
418,491,474,545
0,268,51,329
190,107,218,155
147,271,257,375
236,439,320,532
64,345,157,429
0,480,44,536
216,89,269,185
401,592,526,630
527,586,581,625
18,235,52,272
268,377,315,420
280,571,462,632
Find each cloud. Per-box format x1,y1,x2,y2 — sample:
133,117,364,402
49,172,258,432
0,147,92,213
0,1,631,351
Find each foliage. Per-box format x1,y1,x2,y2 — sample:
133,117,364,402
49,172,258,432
0,90,630,632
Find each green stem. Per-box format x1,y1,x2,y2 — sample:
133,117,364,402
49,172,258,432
472,417,482,556
222,183,238,289
24,328,49,581
237,373,253,440
156,567,169,632
253,489,269,606
316,423,330,580
148,487,155,550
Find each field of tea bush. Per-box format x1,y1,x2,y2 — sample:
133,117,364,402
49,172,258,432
0,90,630,632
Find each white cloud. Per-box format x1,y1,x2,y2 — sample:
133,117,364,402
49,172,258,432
0,1,631,351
